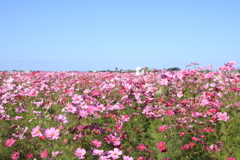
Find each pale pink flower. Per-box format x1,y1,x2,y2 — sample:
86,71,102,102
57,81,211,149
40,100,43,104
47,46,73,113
217,112,229,121
72,95,83,103
123,155,134,160
92,148,104,156
5,137,16,147
121,115,130,122
55,114,68,124
65,104,76,113
14,116,23,120
51,151,62,157
228,60,237,66
44,127,60,140
200,99,209,106
78,110,88,118
99,156,111,160
112,137,121,146
177,91,183,97
74,148,86,159
31,125,43,137
108,148,122,159
160,79,168,85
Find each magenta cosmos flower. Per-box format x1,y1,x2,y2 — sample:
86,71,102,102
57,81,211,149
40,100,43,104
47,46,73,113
40,149,48,158
5,137,16,147
136,144,146,151
166,109,174,116
157,125,167,132
44,127,60,140
11,151,20,160
157,142,166,149
92,139,102,148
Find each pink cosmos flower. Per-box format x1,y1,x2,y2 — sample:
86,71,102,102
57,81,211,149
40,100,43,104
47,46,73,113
157,142,166,152
73,132,84,140
55,114,68,124
166,109,174,116
226,157,236,160
209,145,220,153
180,144,191,150
205,146,211,151
198,135,206,139
136,144,146,151
5,137,16,147
78,110,88,118
137,157,146,160
92,139,102,148
160,79,168,85
11,151,20,160
44,127,60,140
191,137,199,142
157,125,167,132
217,112,229,121
86,105,96,114
31,125,43,137
99,156,111,160
40,149,48,158
91,90,100,97
51,151,62,157
76,125,85,130
121,115,130,122
72,95,83,103
112,137,121,146
157,142,166,148
228,60,237,66
14,116,23,120
65,104,76,113
74,148,86,159
92,148,104,156
108,148,122,159
123,155,134,160
39,135,46,140
200,99,209,106
26,153,33,159
179,131,186,137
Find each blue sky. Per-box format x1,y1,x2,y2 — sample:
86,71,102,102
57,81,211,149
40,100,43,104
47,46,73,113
1,0,240,71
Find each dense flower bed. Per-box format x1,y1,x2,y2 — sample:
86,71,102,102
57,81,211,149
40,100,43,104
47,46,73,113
0,61,239,159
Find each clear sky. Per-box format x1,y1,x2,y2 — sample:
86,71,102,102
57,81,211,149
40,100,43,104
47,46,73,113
1,0,240,71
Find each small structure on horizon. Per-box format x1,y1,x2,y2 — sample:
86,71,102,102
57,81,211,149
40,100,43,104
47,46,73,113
136,67,142,75
24,70,30,73
142,67,149,74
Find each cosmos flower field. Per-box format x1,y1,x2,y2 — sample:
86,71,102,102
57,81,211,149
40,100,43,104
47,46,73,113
0,61,240,160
